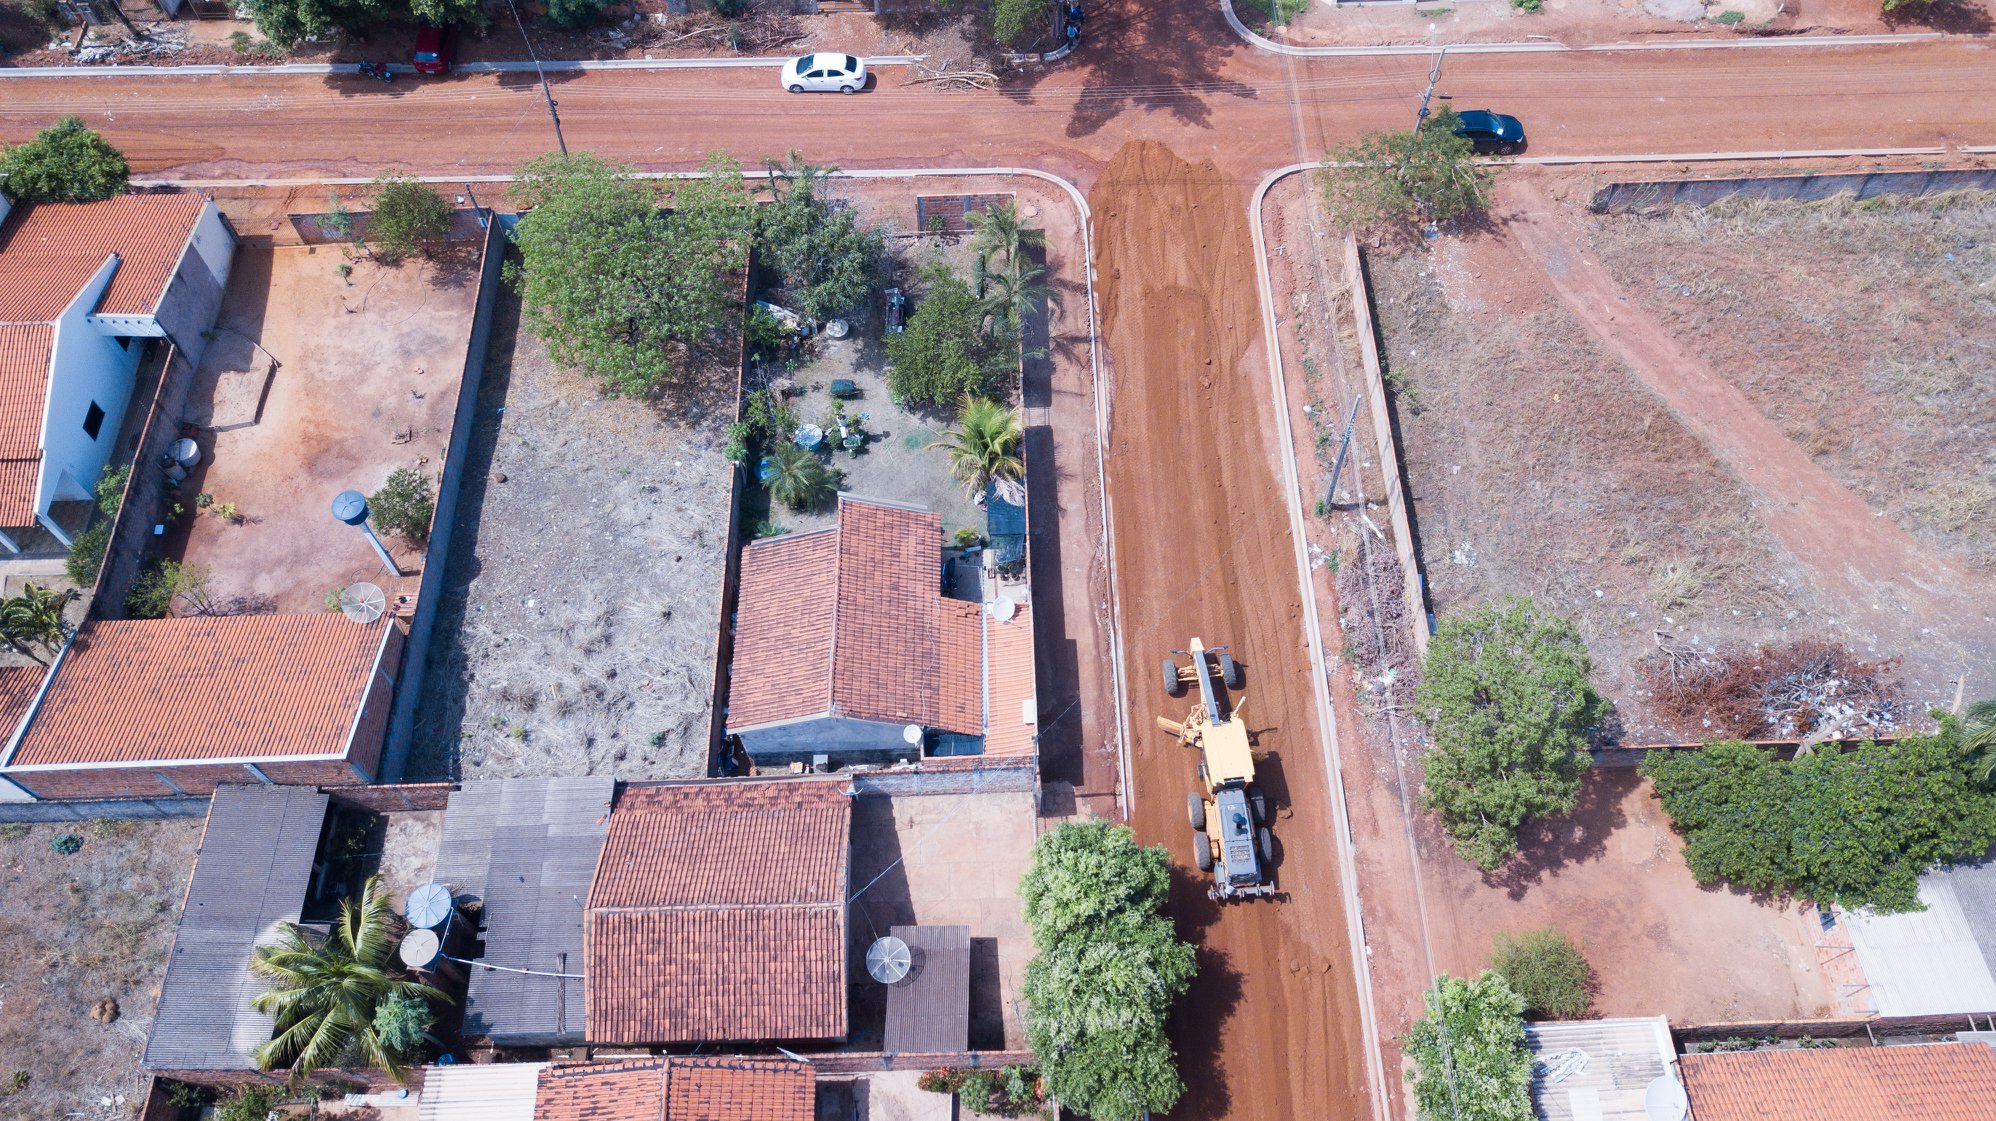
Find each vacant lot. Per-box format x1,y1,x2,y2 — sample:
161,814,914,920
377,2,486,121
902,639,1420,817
1370,246,1804,742
0,818,201,1121
406,278,732,782
1586,192,1996,572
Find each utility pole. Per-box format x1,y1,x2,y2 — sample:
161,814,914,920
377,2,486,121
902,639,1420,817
1415,29,1448,131
1322,395,1365,510
505,0,567,155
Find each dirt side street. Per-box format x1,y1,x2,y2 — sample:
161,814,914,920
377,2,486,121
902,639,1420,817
1094,140,1370,1121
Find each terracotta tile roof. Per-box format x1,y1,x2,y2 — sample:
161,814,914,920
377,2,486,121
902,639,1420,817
727,528,837,729
0,193,204,322
1678,1042,1996,1121
984,602,1037,758
832,497,942,726
0,323,52,526
534,1057,813,1121
0,663,47,746
583,779,851,1044
8,615,389,767
728,496,952,733
937,599,982,737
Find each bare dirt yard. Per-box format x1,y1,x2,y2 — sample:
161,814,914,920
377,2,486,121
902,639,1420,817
0,817,201,1121
406,274,732,783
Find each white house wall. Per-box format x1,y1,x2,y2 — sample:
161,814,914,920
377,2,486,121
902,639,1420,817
151,203,236,368
39,257,142,513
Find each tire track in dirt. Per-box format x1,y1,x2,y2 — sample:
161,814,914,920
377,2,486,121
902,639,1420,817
1502,179,1995,626
1093,139,1371,1121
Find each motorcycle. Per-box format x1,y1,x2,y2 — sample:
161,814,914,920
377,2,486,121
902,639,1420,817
356,60,396,83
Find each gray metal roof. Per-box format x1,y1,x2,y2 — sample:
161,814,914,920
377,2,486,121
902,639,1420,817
434,776,613,1046
884,924,970,1055
1525,1016,1677,1121
143,784,329,1072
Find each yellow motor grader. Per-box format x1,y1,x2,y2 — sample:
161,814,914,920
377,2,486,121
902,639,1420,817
1158,638,1275,902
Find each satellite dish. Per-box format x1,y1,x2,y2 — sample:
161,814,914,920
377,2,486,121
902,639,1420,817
866,935,912,985
398,928,441,971
902,724,923,745
406,882,453,930
989,597,1017,623
340,582,386,624
1643,1075,1689,1121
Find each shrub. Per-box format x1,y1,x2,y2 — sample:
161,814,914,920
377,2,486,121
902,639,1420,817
1415,597,1604,870
993,0,1048,42
1405,973,1533,1121
884,264,1008,409
1490,929,1593,1018
763,442,836,511
126,560,214,619
1643,721,1996,912
368,175,454,262
1715,7,1744,21
373,992,433,1060
370,467,435,541
547,0,606,26
163,1080,208,1109
214,1085,281,1121
1511,0,1543,10
64,525,111,586
0,117,128,203
49,832,82,854
744,303,786,362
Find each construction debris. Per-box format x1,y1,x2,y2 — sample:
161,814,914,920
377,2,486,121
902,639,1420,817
903,59,999,90
1636,637,1905,742
1336,547,1418,716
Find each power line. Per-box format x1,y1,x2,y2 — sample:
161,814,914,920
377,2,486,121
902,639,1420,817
503,0,566,155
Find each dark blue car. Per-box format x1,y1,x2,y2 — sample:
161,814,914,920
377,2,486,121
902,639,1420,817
1452,109,1528,155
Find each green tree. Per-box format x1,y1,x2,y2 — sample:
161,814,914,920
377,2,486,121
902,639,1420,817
884,264,1008,408
1019,823,1195,1121
1643,724,1996,912
1404,973,1534,1121
1415,597,1603,870
966,198,1036,268
1489,929,1593,1019
977,254,1052,341
1963,698,1996,786
993,0,1049,43
763,441,836,511
250,875,447,1082
0,584,76,662
927,395,1023,499
241,0,480,44
508,151,752,396
368,175,454,262
546,0,606,26
0,117,128,203
1320,107,1496,231
369,467,435,541
753,152,882,323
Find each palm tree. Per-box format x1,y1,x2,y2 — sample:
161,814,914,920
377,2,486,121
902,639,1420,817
928,395,1024,499
250,876,446,1082
977,255,1053,341
765,441,837,511
763,149,834,206
1964,698,1996,786
0,583,75,663
966,199,1032,268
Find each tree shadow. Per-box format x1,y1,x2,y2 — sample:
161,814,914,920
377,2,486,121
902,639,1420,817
999,0,1262,140
1164,864,1240,1120
1882,0,1990,31
1481,766,1635,901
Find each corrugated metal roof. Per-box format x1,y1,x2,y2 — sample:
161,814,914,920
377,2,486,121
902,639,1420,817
415,1062,545,1121
143,784,328,1071
1524,1016,1675,1121
434,776,612,1046
884,925,970,1054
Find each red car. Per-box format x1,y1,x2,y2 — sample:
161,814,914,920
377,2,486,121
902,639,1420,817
412,24,456,75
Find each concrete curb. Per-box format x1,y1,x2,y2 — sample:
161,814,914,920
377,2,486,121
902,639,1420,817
0,52,924,79
1218,0,1955,57
1246,161,1395,1121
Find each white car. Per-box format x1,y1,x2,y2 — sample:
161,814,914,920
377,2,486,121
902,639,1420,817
781,52,867,95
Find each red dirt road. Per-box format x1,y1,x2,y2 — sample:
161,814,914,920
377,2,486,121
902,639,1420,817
1094,141,1369,1121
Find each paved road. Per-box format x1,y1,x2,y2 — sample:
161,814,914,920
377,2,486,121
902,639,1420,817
6,9,1989,1120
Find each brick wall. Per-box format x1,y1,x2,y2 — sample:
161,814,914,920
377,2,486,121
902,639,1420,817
8,756,366,800
323,782,454,813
